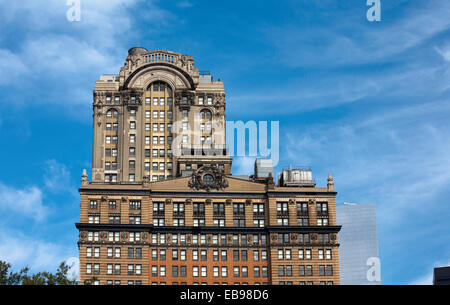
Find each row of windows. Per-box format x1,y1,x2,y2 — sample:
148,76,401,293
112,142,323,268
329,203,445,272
104,96,146,105
277,265,334,277
88,215,142,225
150,265,269,278
106,90,216,109
278,248,333,260
151,282,270,285
104,109,213,127
99,202,327,218
277,202,329,215
85,232,332,246
91,280,329,285
105,280,142,285
85,263,142,275
104,174,173,183
88,247,142,259
89,200,140,210
277,217,329,226
150,249,268,262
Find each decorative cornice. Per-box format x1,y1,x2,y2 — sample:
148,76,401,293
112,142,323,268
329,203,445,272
75,223,341,234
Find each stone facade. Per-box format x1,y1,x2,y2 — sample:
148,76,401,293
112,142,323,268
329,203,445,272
76,47,341,285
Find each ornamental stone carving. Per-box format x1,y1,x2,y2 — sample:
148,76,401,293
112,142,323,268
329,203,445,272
188,165,228,191
80,232,87,240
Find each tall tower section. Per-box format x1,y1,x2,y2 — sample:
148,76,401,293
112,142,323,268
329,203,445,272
91,47,231,184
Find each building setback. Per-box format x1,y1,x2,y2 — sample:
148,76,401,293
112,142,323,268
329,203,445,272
336,203,381,285
76,47,341,285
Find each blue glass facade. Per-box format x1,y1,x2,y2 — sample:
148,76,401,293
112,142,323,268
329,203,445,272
336,203,381,285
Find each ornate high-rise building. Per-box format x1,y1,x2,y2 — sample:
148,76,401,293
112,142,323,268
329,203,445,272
76,47,341,285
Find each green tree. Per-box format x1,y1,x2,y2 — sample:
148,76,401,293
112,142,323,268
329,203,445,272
0,260,77,285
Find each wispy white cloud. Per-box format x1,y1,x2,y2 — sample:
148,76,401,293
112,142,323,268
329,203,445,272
0,183,47,221
0,229,77,276
0,0,170,113
178,1,194,8
283,99,450,224
43,159,75,195
0,49,28,85
265,1,450,68
436,45,450,62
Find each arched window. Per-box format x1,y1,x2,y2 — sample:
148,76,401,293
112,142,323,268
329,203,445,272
146,81,172,93
106,109,119,118
200,109,212,120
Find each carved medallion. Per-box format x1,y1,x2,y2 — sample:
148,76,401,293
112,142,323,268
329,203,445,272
188,165,228,191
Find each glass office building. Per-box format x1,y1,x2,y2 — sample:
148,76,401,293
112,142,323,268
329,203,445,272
336,203,381,285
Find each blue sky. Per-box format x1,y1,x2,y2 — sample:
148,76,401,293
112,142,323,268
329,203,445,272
0,0,449,284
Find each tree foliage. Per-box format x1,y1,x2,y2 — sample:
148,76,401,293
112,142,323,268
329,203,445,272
0,260,77,285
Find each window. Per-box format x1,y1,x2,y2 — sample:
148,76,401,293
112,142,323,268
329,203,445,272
86,264,92,275
130,121,136,129
89,200,98,209
262,267,268,277
128,264,134,275
286,265,292,276
299,234,310,243
107,264,113,275
115,264,121,275
241,250,247,262
278,266,285,276
201,250,207,261
254,267,260,278
200,110,212,120
299,265,305,276
201,266,207,277
233,203,245,215
193,266,199,277
136,248,142,259
198,97,204,105
317,217,329,226
242,267,248,277
277,202,289,215
317,202,328,215
327,265,333,276
130,200,141,210
234,266,240,277
306,265,313,276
